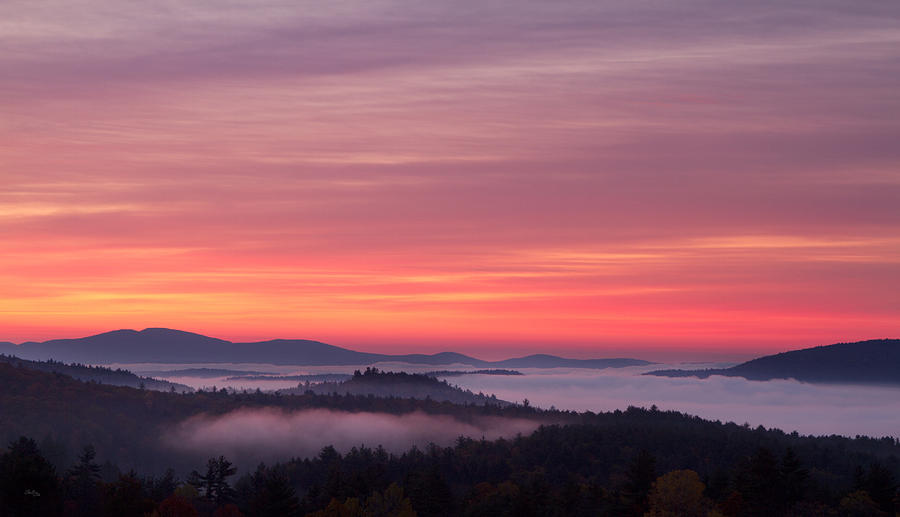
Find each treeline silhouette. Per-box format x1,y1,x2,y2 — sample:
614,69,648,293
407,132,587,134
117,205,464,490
1,363,899,515
0,354,191,392
422,369,523,377
2,418,898,516
279,368,509,406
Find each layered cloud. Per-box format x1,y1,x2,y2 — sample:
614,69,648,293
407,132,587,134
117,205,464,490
1,1,898,356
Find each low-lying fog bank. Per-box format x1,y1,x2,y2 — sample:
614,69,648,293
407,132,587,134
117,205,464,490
128,361,900,439
448,367,900,438
164,408,541,467
114,361,478,392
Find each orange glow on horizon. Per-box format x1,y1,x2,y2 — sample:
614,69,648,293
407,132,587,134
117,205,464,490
2,2,898,360
2,236,898,360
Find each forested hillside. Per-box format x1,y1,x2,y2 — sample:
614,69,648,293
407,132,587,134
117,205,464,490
646,339,900,385
279,368,510,406
424,369,522,377
0,355,191,392
1,362,898,516
0,362,548,475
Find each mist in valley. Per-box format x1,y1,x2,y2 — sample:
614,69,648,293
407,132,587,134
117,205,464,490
446,366,900,439
140,360,900,443
164,408,542,468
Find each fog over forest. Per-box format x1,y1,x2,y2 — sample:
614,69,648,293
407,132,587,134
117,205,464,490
447,366,900,439
165,408,541,467
136,362,900,441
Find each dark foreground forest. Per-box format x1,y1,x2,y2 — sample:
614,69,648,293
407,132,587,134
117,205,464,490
1,362,898,516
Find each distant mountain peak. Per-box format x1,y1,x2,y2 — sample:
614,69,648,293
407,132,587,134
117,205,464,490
140,327,188,334
645,338,900,385
100,329,140,336
138,327,228,340
8,328,652,369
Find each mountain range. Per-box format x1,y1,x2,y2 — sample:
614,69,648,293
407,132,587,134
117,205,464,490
645,339,900,385
0,328,651,369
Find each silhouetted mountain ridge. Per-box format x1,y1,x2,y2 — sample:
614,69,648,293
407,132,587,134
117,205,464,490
645,339,900,384
5,328,652,369
0,342,17,355
492,354,646,369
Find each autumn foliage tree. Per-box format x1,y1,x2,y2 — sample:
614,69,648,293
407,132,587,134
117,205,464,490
645,469,715,517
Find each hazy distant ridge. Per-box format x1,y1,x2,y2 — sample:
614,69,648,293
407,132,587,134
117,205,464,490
0,354,192,392
645,339,900,384
5,328,652,369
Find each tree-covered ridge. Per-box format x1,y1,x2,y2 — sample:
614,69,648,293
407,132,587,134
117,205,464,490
263,415,900,517
225,369,522,383
645,338,900,384
2,412,899,516
424,369,523,377
1,361,899,515
279,368,511,406
227,374,352,382
0,354,192,392
142,368,274,378
0,362,553,474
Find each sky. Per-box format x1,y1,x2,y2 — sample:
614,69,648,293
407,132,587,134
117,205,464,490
1,1,899,360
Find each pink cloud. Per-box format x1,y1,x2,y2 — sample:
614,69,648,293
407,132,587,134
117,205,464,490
1,1,898,356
